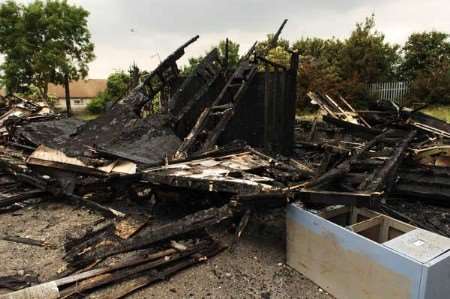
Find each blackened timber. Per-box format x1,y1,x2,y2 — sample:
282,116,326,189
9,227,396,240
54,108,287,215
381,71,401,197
93,242,225,299
323,115,382,137
263,52,298,154
284,51,299,153
175,21,289,156
234,189,380,208
266,19,288,51
200,61,259,152
126,35,199,113
304,130,391,189
170,48,224,137
295,190,380,208
0,274,39,291
2,163,126,218
358,130,416,192
59,240,221,298
64,205,234,268
57,248,178,287
96,147,158,165
0,235,53,248
0,190,45,208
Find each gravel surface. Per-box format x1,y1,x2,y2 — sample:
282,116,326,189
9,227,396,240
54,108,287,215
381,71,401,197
0,203,333,299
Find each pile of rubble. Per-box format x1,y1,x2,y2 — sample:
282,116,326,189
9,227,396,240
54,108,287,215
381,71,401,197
0,20,449,298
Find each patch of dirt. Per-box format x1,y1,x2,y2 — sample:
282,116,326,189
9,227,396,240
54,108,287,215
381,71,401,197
0,204,333,298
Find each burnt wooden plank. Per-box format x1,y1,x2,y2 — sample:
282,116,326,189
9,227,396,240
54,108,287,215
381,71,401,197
64,205,234,268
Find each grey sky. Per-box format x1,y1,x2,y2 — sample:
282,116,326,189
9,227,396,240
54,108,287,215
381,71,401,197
11,0,450,78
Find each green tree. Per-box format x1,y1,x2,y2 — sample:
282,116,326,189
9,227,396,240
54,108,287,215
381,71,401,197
128,62,141,90
255,34,290,54
0,0,95,116
338,15,400,84
87,70,130,114
293,37,343,66
401,32,450,104
293,15,400,108
408,61,450,105
182,39,240,75
401,31,450,80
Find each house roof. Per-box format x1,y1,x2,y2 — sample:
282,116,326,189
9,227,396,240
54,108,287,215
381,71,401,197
48,79,107,99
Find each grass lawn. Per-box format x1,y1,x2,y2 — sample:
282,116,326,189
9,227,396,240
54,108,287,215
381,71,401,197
74,111,99,121
422,105,450,123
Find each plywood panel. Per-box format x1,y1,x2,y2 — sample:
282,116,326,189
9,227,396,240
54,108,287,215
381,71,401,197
287,206,423,299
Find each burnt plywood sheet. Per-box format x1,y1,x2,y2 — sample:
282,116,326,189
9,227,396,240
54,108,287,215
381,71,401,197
17,118,85,147
27,145,136,175
144,151,280,193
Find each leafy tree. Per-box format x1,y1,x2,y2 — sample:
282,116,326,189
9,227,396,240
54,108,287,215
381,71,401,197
128,62,141,90
255,34,290,55
105,71,130,101
182,39,240,75
401,31,450,80
293,15,400,109
401,32,450,105
409,61,450,105
218,39,240,69
181,57,202,76
293,37,343,67
297,56,343,111
87,70,130,114
338,15,400,84
0,1,33,93
0,0,95,116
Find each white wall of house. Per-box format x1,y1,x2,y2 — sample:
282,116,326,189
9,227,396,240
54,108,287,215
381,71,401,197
55,97,93,112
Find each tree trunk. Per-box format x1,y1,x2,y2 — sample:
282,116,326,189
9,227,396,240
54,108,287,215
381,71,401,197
64,74,72,117
43,84,48,100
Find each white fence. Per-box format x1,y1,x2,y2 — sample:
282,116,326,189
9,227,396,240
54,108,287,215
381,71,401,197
368,81,410,106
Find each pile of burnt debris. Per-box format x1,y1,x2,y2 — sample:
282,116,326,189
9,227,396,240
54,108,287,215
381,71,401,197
0,20,449,298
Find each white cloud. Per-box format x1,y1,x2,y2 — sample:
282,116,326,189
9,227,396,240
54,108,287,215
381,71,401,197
6,0,450,78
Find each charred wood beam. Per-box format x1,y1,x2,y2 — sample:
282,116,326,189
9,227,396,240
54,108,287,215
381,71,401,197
266,19,288,51
175,21,289,157
0,235,54,248
393,183,450,206
295,141,351,155
0,190,45,208
231,192,291,210
295,189,380,208
143,174,266,194
304,130,391,190
232,187,381,209
59,240,220,298
124,35,199,113
323,115,382,138
64,205,234,268
92,242,225,299
0,274,39,291
398,171,450,187
57,247,179,287
170,49,223,123
95,147,157,165
5,142,36,152
358,130,416,192
200,62,259,151
2,163,125,218
350,160,385,171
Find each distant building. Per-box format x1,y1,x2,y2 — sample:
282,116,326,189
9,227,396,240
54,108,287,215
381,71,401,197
48,79,107,112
